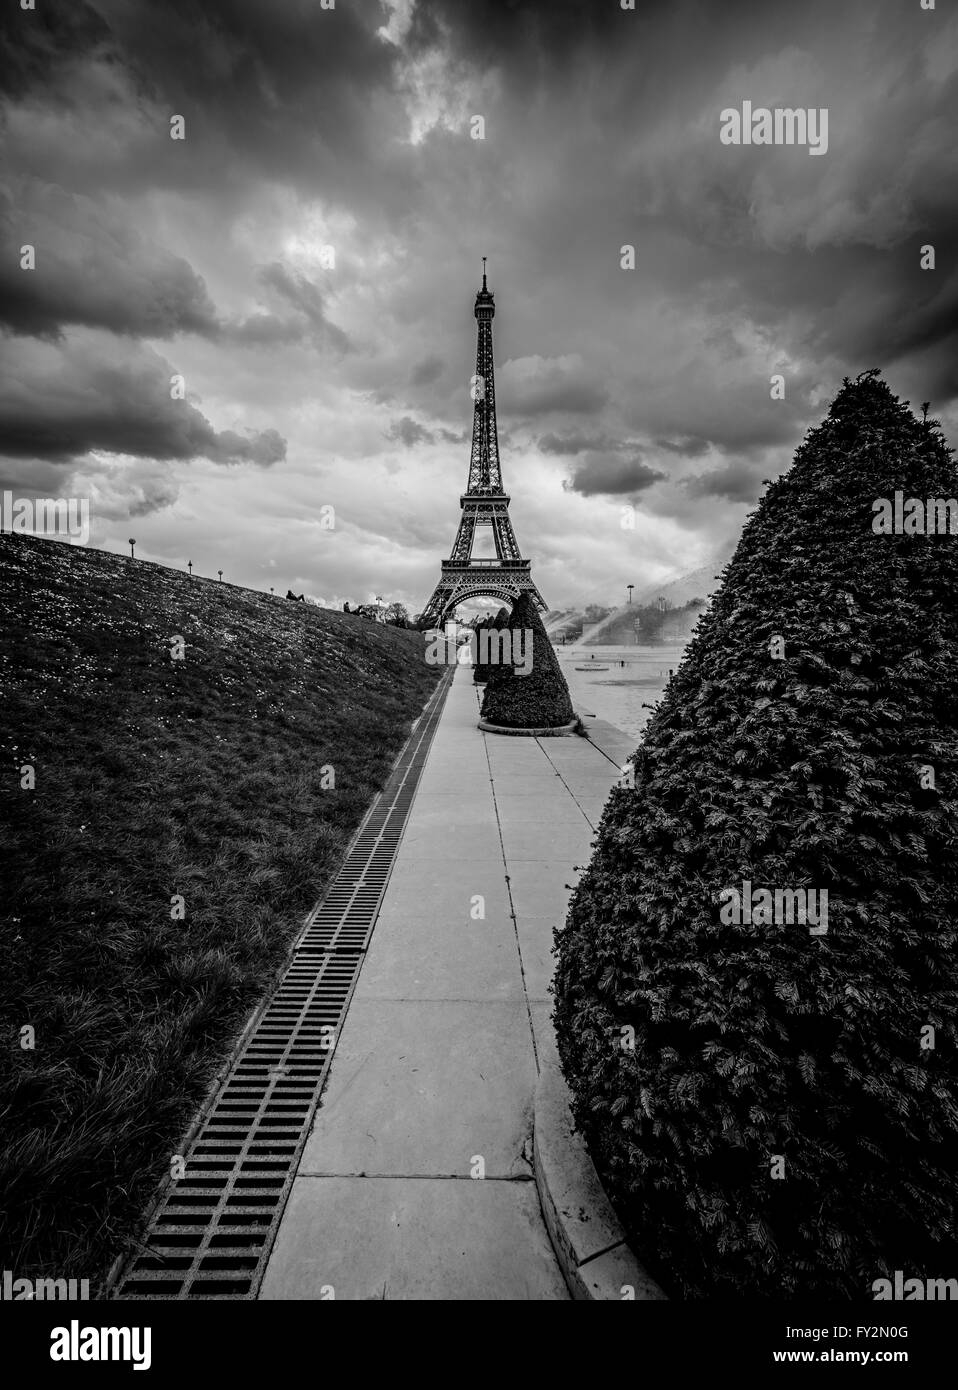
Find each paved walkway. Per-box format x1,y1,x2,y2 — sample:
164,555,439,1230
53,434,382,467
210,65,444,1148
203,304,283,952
261,667,634,1300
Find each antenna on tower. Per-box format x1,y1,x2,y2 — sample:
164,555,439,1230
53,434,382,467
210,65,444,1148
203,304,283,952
482,256,487,289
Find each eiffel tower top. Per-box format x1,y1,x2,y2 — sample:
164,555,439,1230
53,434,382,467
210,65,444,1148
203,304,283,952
475,256,494,317
469,259,501,492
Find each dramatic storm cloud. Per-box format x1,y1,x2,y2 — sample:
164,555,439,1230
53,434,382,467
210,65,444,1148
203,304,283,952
1,0,955,608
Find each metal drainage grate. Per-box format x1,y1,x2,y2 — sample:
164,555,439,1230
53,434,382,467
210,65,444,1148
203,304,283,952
113,671,453,1299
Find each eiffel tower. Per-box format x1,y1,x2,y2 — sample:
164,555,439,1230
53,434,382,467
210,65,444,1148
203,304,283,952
420,262,547,626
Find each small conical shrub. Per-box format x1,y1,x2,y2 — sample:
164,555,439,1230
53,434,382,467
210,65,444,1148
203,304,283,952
473,608,509,684
479,607,512,691
553,372,958,1297
472,617,491,683
480,593,575,728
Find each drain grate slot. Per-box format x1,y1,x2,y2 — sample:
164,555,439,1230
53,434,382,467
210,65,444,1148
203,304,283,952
113,672,452,1300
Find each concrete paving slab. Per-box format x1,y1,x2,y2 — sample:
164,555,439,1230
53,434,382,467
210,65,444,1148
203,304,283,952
261,1176,570,1301
399,820,504,859
426,724,486,745
415,770,491,795
418,739,488,759
487,778,567,799
425,725,484,739
514,916,561,1001
356,902,522,1002
501,821,598,862
421,755,489,774
535,762,619,788
484,751,555,776
401,793,498,828
495,798,588,826
585,720,638,767
483,732,552,757
547,765,623,788
549,787,617,817
361,856,506,921
535,736,606,762
299,1000,535,1178
505,860,582,923
530,1001,559,1062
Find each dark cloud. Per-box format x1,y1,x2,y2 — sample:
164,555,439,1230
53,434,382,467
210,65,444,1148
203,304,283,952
0,196,349,357
127,478,180,516
684,462,763,503
538,431,618,456
0,0,112,101
654,435,711,457
0,334,286,466
408,0,671,78
0,187,219,340
411,354,444,386
499,357,608,418
565,452,666,498
228,314,306,347
72,0,408,208
385,417,435,448
252,263,351,353
0,455,180,523
620,381,803,456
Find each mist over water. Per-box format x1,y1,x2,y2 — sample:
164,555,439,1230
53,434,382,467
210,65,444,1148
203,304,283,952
554,642,690,743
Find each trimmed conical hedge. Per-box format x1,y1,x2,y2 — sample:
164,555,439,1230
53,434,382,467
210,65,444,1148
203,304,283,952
473,608,509,684
553,372,958,1298
480,593,575,728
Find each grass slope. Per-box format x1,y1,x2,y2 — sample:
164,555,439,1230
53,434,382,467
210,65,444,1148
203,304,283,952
0,533,439,1283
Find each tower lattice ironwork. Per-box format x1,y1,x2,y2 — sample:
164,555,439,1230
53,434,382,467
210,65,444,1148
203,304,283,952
420,264,546,626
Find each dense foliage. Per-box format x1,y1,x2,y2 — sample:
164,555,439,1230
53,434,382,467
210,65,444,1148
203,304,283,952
480,592,575,728
473,607,509,683
553,373,958,1297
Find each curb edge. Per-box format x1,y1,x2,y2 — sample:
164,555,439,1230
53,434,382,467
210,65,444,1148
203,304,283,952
477,715,580,737
533,1051,668,1302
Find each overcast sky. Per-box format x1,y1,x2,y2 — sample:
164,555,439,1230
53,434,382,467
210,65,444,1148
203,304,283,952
2,0,956,612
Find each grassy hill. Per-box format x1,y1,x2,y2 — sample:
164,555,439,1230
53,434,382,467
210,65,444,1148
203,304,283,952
0,533,440,1284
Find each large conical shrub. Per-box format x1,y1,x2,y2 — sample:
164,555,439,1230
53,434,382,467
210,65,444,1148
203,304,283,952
553,372,958,1298
480,593,575,728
